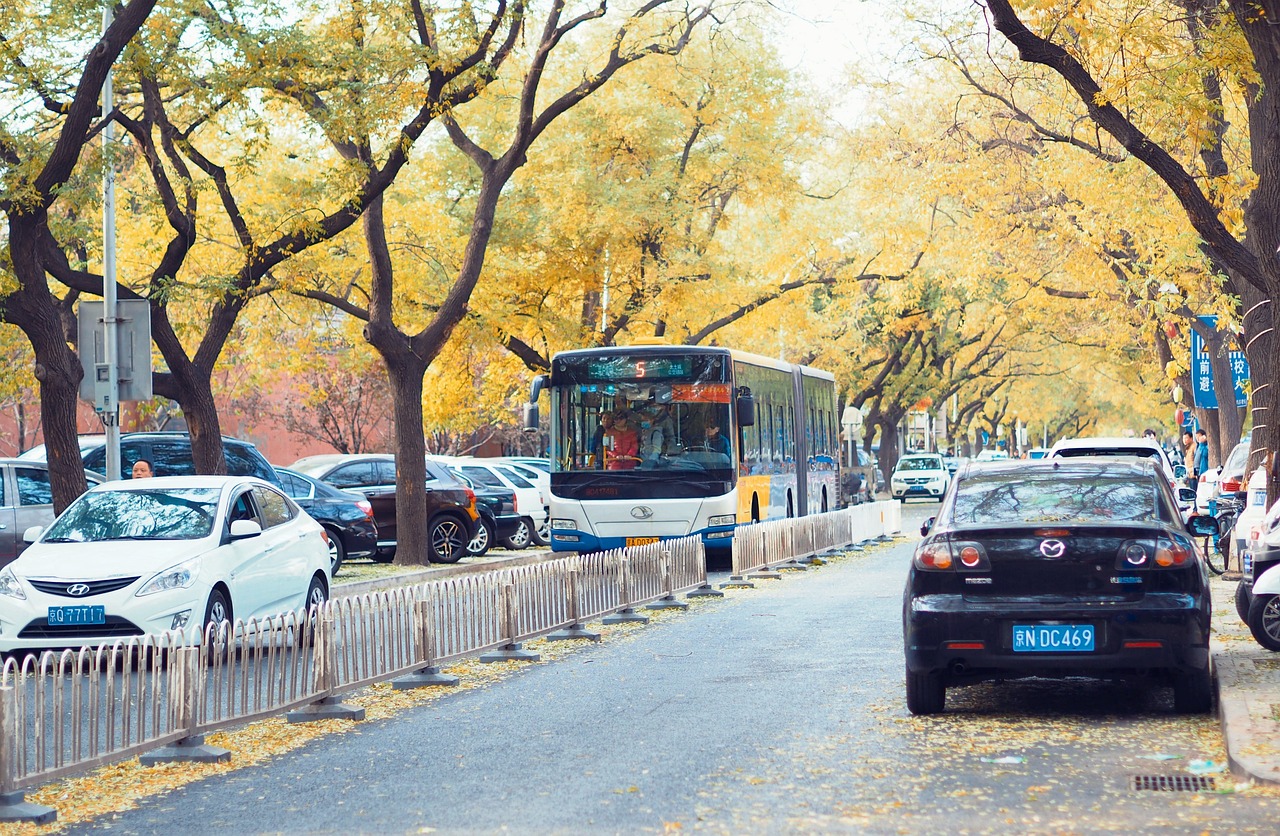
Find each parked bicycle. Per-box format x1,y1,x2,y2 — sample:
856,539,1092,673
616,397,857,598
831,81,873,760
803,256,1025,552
1202,495,1243,575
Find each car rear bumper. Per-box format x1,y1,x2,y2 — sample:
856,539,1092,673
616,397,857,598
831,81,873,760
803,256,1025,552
904,592,1210,680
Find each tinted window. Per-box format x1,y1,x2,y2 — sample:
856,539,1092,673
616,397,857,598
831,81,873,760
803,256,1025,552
0,469,6,505
225,443,276,481
276,471,311,499
16,467,52,506
496,466,534,488
461,466,504,488
952,473,1159,525
327,463,376,489
374,460,397,485
254,487,294,527
140,441,197,477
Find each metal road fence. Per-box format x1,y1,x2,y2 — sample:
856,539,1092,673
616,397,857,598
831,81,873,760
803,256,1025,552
0,504,901,817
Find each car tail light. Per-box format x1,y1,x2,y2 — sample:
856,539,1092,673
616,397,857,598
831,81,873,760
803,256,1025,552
1222,478,1242,493
512,495,520,513
913,539,989,571
319,528,331,546
356,500,374,520
1117,536,1191,569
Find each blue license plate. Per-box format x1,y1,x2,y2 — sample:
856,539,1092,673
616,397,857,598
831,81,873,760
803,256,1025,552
48,605,106,626
1012,623,1095,653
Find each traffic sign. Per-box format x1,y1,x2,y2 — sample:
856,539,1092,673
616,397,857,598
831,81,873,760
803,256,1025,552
1189,315,1248,410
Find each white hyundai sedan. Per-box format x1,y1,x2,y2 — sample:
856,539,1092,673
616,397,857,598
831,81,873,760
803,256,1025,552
0,475,331,654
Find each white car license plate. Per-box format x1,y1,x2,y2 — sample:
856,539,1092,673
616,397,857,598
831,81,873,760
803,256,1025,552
48,605,106,626
1012,623,1094,652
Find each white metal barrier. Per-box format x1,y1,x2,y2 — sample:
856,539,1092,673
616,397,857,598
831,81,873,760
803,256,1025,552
0,506,898,819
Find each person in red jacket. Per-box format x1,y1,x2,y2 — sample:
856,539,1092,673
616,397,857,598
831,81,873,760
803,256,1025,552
605,412,641,470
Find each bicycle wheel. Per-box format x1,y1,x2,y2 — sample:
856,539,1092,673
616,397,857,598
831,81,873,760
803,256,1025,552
1203,535,1229,575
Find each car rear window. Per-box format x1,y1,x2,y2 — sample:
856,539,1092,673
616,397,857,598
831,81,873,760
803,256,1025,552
951,473,1162,525
1054,447,1161,463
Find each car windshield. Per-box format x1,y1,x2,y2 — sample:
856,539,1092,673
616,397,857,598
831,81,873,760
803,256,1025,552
897,457,943,472
951,473,1160,525
41,488,221,542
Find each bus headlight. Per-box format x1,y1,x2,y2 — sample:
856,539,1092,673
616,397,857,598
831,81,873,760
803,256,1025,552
708,514,736,527
551,519,575,530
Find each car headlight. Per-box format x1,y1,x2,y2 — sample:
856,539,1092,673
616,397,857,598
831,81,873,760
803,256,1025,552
708,514,736,527
137,557,200,597
551,519,575,530
0,567,26,600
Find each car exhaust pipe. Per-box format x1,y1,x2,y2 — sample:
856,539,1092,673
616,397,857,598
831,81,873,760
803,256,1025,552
949,660,968,675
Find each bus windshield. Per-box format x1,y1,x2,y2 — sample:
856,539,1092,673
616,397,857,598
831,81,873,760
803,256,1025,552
551,353,734,474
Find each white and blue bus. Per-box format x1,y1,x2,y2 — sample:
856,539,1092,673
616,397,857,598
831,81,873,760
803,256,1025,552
522,342,840,555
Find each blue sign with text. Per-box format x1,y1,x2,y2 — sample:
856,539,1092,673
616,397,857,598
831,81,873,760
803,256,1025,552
1189,315,1248,410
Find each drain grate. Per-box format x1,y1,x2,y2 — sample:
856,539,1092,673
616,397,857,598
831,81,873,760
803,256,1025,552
1130,775,1216,792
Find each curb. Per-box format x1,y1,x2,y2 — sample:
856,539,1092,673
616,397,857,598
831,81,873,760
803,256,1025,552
332,550,554,599
1213,649,1280,786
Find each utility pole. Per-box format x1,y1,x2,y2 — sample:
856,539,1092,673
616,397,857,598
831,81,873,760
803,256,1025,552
99,1,121,480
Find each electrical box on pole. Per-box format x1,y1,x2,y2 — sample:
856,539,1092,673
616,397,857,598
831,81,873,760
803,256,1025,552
78,300,152,406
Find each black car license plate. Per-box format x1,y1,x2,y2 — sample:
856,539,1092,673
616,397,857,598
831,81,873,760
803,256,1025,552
1012,623,1095,653
48,605,106,626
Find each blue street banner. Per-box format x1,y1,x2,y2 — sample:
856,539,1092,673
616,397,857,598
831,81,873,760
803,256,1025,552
1189,315,1249,410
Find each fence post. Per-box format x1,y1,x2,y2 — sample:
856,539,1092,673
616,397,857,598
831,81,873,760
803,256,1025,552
548,569,602,641
0,685,55,824
646,550,689,611
686,539,725,598
394,598,461,688
752,522,783,579
288,606,367,722
603,556,650,624
722,525,757,589
481,583,542,662
139,645,230,765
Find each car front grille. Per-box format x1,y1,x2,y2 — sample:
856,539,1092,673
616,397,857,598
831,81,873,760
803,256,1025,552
28,577,140,598
18,617,145,639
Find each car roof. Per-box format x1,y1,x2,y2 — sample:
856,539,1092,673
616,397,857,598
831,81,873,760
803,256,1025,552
87,474,268,491
1050,436,1164,451
959,456,1160,478
291,453,393,468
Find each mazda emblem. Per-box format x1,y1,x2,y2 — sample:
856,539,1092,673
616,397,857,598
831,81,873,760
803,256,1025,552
1039,540,1066,558
66,583,92,597
630,505,654,520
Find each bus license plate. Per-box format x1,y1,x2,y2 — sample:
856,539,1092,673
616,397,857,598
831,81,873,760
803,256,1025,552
1012,623,1094,653
48,605,106,626
626,537,659,547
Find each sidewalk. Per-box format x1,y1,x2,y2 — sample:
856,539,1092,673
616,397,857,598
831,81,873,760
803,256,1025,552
1211,572,1280,784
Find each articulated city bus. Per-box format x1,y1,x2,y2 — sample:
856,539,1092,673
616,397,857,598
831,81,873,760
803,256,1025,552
522,342,839,555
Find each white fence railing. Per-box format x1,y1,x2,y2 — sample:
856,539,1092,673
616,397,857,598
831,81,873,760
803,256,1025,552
0,505,900,820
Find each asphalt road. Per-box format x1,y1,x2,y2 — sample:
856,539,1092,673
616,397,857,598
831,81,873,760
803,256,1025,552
73,503,1280,834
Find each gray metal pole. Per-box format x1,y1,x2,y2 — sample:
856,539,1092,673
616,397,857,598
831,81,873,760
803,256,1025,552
101,2,121,480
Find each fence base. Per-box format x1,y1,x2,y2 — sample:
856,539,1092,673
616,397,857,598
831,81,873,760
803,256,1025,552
138,734,232,766
287,696,366,724
480,644,541,663
720,576,756,589
392,666,461,690
547,624,602,642
602,608,650,625
646,596,689,611
685,584,725,598
751,569,783,580
0,792,56,825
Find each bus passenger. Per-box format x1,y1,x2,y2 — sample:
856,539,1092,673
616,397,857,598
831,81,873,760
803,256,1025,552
703,422,731,457
606,413,641,470
639,402,674,466
590,412,614,467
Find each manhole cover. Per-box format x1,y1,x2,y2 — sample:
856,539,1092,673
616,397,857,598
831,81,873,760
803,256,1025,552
1129,775,1216,792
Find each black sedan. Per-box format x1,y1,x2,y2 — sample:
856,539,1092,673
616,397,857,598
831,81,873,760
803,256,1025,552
903,457,1218,715
447,468,523,557
274,467,378,575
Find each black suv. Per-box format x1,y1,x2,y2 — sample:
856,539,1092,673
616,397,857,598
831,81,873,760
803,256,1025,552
80,432,281,486
289,454,478,564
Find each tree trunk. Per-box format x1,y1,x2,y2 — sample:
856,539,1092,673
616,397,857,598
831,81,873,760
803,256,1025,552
384,355,431,566
150,309,227,475
7,231,88,513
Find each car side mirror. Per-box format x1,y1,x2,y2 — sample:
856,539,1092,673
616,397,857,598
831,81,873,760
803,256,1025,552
1177,487,1197,504
1174,465,1187,480
229,519,263,539
22,526,43,544
920,516,935,536
1186,515,1219,538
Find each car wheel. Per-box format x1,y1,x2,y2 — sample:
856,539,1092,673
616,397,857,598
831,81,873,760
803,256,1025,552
1235,581,1252,625
532,516,550,547
203,588,233,661
324,527,345,576
468,517,494,557
1172,663,1213,713
1247,594,1280,651
905,668,945,715
502,519,533,550
372,547,395,563
428,516,469,564
304,575,329,614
